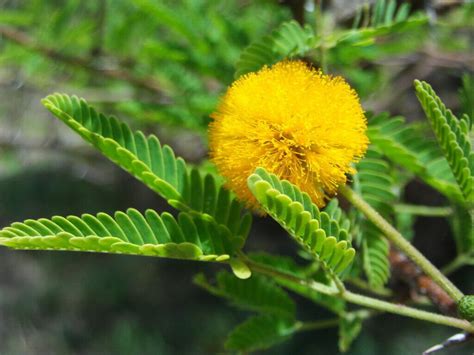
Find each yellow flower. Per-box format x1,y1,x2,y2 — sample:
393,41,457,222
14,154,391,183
209,60,369,209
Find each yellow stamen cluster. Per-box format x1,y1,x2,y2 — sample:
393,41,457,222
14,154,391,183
209,61,369,209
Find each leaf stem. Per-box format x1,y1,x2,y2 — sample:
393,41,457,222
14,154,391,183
242,257,474,332
342,291,472,331
393,204,453,217
297,311,377,333
315,0,327,73
347,277,393,297
297,318,339,332
243,256,337,296
339,185,464,302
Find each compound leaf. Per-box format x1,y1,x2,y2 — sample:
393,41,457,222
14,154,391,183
248,168,355,277
194,271,295,319
41,94,252,241
0,209,244,264
235,20,316,78
415,80,473,204
225,314,297,352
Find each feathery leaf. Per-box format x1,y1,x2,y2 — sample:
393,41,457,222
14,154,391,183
415,80,473,204
41,94,252,240
368,112,465,203
225,314,297,352
355,149,396,288
235,20,316,78
0,209,244,262
194,271,295,319
248,168,355,277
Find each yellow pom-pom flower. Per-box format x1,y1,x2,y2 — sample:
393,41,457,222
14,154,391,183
209,60,369,209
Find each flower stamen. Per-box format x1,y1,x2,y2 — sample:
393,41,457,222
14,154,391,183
209,60,369,209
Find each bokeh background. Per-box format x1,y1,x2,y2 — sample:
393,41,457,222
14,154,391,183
0,0,472,354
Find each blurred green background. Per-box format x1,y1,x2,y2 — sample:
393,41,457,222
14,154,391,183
0,0,472,354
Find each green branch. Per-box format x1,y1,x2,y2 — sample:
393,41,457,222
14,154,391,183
297,318,339,332
339,185,464,302
342,291,472,331
243,257,474,332
347,278,393,298
394,204,453,217
243,257,338,296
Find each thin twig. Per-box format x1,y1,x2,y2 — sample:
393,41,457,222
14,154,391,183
0,26,166,98
297,318,339,332
347,277,393,298
339,185,464,302
242,256,474,332
393,204,453,217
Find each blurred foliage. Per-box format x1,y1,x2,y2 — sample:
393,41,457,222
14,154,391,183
0,0,290,131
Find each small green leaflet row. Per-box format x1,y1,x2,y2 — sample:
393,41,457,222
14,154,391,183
367,112,464,203
195,271,296,319
41,93,252,240
234,20,316,78
196,265,363,353
0,209,242,262
0,93,255,278
225,314,297,352
415,80,473,204
234,2,426,78
248,252,346,315
195,269,298,352
367,107,473,256
339,0,426,47
355,148,396,288
247,168,355,276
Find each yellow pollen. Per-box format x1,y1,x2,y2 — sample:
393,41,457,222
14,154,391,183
209,60,369,209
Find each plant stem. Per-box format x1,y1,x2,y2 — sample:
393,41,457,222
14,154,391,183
342,291,472,331
297,318,339,332
244,257,337,295
394,204,453,217
243,258,474,332
339,185,464,302
347,277,393,297
315,0,327,73
298,310,376,333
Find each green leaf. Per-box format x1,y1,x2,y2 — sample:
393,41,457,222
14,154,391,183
450,205,474,255
194,271,295,319
248,252,308,277
338,312,364,352
368,111,473,259
247,168,355,277
361,230,390,288
335,1,426,47
415,80,474,204
0,209,243,263
41,93,252,241
225,314,297,352
460,73,474,120
228,258,252,280
355,149,395,288
368,112,465,203
248,253,346,315
235,20,316,78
